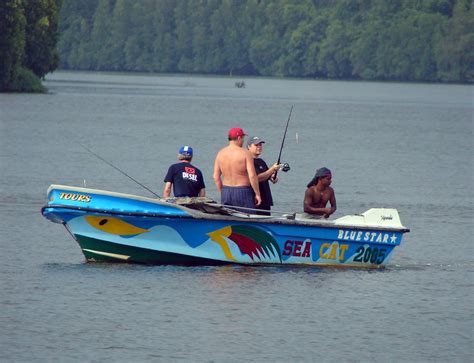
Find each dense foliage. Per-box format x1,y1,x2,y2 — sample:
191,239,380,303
0,0,62,92
58,0,473,83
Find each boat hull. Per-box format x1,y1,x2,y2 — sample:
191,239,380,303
42,185,409,268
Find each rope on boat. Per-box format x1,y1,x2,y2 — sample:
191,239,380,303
204,202,296,218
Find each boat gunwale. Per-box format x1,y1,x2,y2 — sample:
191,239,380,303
41,204,410,233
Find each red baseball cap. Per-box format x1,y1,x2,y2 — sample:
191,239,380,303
228,127,247,138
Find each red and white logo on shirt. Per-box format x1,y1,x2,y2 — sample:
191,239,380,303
182,166,197,182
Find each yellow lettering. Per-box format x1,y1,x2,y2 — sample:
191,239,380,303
59,193,91,203
339,244,349,260
319,243,330,259
328,243,338,259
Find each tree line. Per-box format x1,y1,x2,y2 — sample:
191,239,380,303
58,0,473,83
0,0,62,92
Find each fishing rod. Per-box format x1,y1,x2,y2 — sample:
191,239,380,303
79,144,161,198
274,105,293,178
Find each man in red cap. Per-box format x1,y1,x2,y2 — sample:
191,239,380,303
213,127,261,213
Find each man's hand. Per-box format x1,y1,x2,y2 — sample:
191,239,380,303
271,163,281,172
255,194,262,206
270,163,281,182
323,208,333,218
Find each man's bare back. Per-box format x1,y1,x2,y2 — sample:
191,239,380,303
214,145,253,187
213,128,261,207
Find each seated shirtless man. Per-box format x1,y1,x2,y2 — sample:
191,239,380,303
304,167,337,218
213,127,261,212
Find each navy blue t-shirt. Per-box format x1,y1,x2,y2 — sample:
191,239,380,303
164,162,205,197
254,158,273,208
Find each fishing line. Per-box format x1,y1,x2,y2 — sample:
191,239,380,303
274,105,293,178
79,144,161,198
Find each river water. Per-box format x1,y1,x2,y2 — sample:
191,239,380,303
0,71,472,362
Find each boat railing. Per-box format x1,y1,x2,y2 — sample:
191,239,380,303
162,196,297,219
208,203,297,219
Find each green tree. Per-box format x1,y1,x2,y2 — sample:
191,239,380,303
23,0,62,78
124,1,155,71
107,0,132,70
1,0,61,92
90,0,114,70
174,0,194,71
281,2,327,76
53,0,473,83
435,0,474,82
0,0,25,90
373,10,445,81
317,20,353,78
249,1,287,76
351,19,385,79
57,0,96,69
220,0,254,75
207,4,227,72
152,0,177,72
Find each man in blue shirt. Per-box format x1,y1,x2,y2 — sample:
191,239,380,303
163,146,206,198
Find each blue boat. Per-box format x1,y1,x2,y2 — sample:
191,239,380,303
41,185,409,268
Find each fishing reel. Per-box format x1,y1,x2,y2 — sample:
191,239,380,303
280,163,290,172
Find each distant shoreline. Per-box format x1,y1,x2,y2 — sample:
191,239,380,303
49,69,474,86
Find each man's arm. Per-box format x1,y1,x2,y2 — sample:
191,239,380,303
213,155,223,192
198,188,206,197
327,189,337,217
163,182,172,198
246,153,261,206
257,162,280,182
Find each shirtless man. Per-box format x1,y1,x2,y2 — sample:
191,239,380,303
213,127,261,212
304,167,337,218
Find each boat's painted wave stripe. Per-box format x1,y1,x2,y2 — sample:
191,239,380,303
82,249,130,260
76,234,230,265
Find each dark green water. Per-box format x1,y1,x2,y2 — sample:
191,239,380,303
0,72,472,362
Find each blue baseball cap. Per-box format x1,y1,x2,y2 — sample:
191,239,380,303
179,145,193,156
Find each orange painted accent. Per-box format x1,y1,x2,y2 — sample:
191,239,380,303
85,216,149,236
320,243,330,259
207,226,236,261
339,244,349,260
